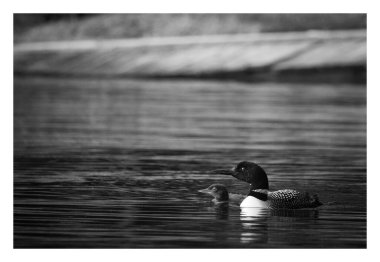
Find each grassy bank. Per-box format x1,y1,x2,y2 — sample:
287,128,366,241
14,14,366,43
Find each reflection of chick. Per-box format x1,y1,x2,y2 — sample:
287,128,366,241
198,184,245,204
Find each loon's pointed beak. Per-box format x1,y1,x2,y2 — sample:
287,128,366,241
209,167,235,176
198,188,212,194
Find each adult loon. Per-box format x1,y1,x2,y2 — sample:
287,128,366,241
209,161,322,209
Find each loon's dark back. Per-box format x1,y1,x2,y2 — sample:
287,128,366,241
267,189,322,209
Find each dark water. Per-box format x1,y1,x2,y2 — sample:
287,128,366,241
14,77,366,248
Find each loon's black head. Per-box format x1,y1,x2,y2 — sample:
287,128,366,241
211,161,269,190
198,184,229,202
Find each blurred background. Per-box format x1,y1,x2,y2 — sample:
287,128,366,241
14,13,366,82
14,13,366,42
14,14,367,248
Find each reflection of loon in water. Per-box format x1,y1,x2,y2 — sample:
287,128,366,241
239,207,319,245
202,161,322,209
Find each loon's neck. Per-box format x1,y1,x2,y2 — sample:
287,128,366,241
249,179,269,191
248,189,268,201
215,191,229,202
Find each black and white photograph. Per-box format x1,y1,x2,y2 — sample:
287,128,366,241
12,12,367,250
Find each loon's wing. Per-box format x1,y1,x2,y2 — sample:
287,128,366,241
268,189,322,209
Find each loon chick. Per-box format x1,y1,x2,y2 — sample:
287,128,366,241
198,184,245,204
211,161,323,209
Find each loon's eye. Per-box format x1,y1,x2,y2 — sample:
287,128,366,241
212,187,217,191
241,167,245,171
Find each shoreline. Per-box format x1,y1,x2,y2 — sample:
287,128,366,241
14,30,366,83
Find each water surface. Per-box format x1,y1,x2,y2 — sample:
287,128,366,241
14,77,366,248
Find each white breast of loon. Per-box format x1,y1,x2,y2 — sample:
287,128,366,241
240,196,268,208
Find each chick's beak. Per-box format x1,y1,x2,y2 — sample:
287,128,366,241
198,188,211,194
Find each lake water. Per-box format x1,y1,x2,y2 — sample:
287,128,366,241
14,77,366,248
